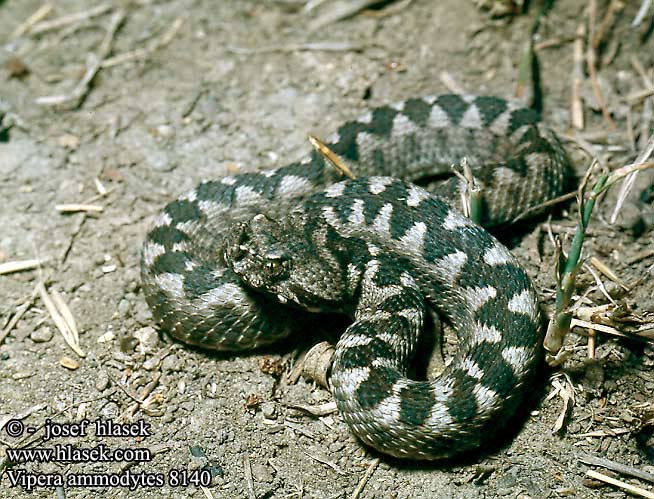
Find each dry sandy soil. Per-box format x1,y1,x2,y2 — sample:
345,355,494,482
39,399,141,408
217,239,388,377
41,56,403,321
1,1,654,498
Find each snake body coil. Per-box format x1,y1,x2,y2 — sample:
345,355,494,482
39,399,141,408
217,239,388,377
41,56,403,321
141,94,570,459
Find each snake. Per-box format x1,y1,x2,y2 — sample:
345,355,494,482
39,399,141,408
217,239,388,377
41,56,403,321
140,94,571,460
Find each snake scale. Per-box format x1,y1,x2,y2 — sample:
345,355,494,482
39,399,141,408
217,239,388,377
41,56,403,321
141,94,570,460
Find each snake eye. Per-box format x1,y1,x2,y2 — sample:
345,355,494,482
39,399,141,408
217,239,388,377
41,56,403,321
265,257,288,278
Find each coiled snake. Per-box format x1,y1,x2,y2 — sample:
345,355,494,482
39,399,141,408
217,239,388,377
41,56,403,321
141,94,570,460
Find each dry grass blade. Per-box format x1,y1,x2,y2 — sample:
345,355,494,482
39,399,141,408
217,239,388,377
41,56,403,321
628,87,654,104
632,0,653,26
51,289,79,346
640,98,653,151
94,177,107,196
37,283,85,358
35,54,101,106
55,204,104,213
511,191,577,224
0,259,43,275
287,402,338,417
452,158,482,223
0,290,38,346
439,71,466,94
11,2,53,38
571,318,627,338
576,428,630,438
308,0,386,31
627,249,654,265
610,135,654,223
364,0,414,17
302,450,346,475
27,3,113,35
547,375,575,432
584,263,617,305
309,135,356,179
631,55,654,89
585,470,654,498
589,256,628,290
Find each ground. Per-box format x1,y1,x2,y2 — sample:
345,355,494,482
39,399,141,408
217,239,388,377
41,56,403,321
1,1,654,498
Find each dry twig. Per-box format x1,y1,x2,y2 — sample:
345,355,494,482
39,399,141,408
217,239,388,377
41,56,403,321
226,41,367,54
35,9,126,108
117,372,162,421
571,23,585,129
591,0,624,50
243,454,257,499
0,259,43,275
350,458,380,499
27,3,113,35
55,204,104,213
586,0,616,130
101,16,184,68
579,453,654,484
0,291,38,346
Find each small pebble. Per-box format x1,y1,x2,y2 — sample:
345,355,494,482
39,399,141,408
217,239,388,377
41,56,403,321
180,401,195,412
250,462,273,483
261,402,276,419
101,402,120,418
133,326,159,352
143,356,160,371
156,124,174,138
95,371,110,391
162,354,183,372
117,299,131,317
60,356,79,370
31,326,54,343
134,302,152,325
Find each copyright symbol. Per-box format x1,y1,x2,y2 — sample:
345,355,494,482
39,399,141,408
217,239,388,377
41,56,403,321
5,419,24,438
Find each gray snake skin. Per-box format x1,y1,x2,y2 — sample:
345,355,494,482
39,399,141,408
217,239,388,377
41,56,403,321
141,94,570,460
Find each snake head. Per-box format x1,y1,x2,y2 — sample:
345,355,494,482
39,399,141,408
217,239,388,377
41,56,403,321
223,213,292,289
223,213,350,312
